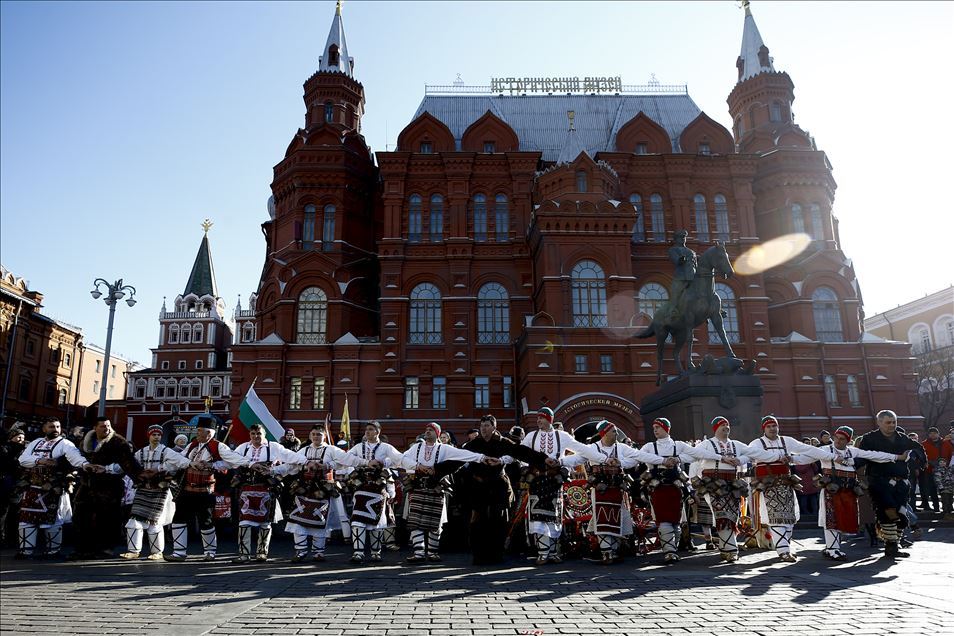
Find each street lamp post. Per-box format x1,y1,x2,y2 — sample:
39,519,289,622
90,278,136,418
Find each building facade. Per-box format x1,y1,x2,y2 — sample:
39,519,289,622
230,4,918,446
125,228,234,444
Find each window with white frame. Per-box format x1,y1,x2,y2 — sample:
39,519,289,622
502,376,513,408
638,283,668,318
168,325,179,344
210,379,222,398
812,287,844,342
289,377,302,409
474,376,490,409
600,354,613,373
846,375,861,406
193,324,203,343
810,204,824,241
313,378,325,409
575,354,587,373
404,377,419,409
791,203,805,233
824,375,838,406
571,260,607,327
322,205,335,250
177,361,186,370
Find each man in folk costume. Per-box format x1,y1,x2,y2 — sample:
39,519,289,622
462,415,548,565
689,416,751,562
70,417,143,560
279,425,368,562
121,424,191,560
638,418,712,563
562,420,665,564
345,421,405,563
797,425,908,560
855,410,924,559
520,407,608,564
231,423,306,563
15,418,88,559
745,415,821,562
399,422,490,563
166,419,249,561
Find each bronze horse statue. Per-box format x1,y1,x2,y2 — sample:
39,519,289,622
637,242,737,385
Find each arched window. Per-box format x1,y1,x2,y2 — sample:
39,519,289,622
733,115,743,139
296,287,328,344
694,194,710,242
576,171,588,193
192,379,203,398
58,387,69,405
941,318,954,348
324,101,334,123
193,324,203,344
494,194,509,242
180,325,191,344
429,194,443,242
408,194,423,243
846,375,861,406
179,379,190,399
630,194,644,242
809,204,824,241
242,323,255,343
637,283,668,318
791,203,804,233
210,378,223,398
477,283,510,344
709,283,740,343
303,204,316,249
472,194,487,242
824,375,838,406
812,286,844,342
770,101,782,122
571,260,607,327
409,283,442,344
918,328,932,354
322,205,335,250
650,194,665,242
168,324,179,344
714,194,730,242
154,379,164,399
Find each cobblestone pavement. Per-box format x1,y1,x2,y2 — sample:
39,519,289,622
1,527,951,635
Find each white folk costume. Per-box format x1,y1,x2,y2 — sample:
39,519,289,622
562,421,664,563
17,436,87,557
231,439,305,562
520,407,607,563
798,426,900,559
278,442,367,561
168,435,249,561
123,432,191,559
345,431,405,562
745,416,820,560
399,424,485,562
689,417,751,561
638,418,713,562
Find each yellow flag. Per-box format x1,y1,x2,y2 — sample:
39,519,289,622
340,396,351,441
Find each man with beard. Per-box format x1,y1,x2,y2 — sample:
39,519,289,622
856,410,923,559
16,418,88,559
462,417,547,564
70,417,143,560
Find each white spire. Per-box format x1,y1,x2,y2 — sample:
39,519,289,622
318,0,353,76
738,1,775,82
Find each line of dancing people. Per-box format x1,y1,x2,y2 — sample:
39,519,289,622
9,407,918,565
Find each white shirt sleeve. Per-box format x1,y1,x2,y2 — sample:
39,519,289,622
60,439,89,468
560,432,606,463
622,444,665,468
215,442,251,468
270,442,306,466
331,446,366,468
745,438,787,463
560,452,588,469
851,447,902,463
438,445,484,464
18,440,40,467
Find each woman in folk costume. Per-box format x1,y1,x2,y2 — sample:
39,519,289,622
561,420,665,564
637,418,714,563
521,407,608,565
689,416,751,562
121,424,191,560
399,422,489,563
277,425,368,562
345,421,405,564
231,423,307,563
745,415,822,562
798,425,908,559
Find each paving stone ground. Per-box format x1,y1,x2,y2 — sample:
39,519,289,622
1,527,951,635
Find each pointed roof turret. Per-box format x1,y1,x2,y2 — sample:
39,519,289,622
319,0,353,77
556,111,588,165
736,1,775,82
183,220,219,298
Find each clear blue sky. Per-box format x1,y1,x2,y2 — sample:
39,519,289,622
2,1,952,365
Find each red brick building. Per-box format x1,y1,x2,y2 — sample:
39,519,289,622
230,4,918,446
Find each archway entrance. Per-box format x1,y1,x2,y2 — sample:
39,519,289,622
553,392,643,442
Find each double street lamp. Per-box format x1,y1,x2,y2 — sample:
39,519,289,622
90,278,137,417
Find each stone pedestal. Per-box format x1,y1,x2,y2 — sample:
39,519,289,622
639,373,764,442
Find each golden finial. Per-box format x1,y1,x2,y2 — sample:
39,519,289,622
336,0,342,16
567,110,576,131
202,218,213,234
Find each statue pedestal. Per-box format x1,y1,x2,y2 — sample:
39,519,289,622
639,373,764,442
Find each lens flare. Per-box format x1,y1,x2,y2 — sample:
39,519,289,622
734,233,812,275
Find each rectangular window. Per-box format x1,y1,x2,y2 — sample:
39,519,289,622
108,385,115,399
135,384,145,399
419,142,432,154
289,377,302,410
178,361,186,370
195,360,203,369
575,354,588,373
698,142,711,155
64,353,72,368
161,361,169,370
322,205,335,251
111,364,116,378
483,141,496,153
303,206,316,250
405,377,420,409
502,376,513,408
600,354,613,373
313,378,325,410
18,377,31,400
92,380,100,395
210,382,222,398
95,360,102,373
474,376,490,409
432,376,446,409
635,142,648,155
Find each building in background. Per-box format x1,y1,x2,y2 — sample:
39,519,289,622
230,4,919,445
866,286,954,432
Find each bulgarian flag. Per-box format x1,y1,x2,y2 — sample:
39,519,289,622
237,384,284,442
